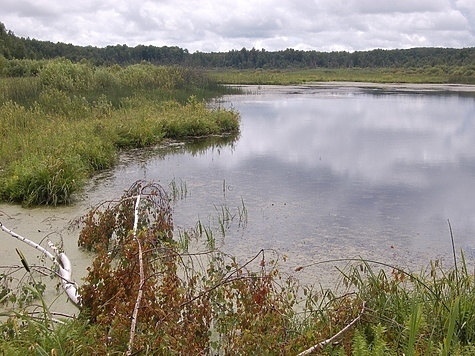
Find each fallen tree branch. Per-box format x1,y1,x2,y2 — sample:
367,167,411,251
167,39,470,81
297,301,366,356
0,221,80,308
127,193,144,356
0,222,55,260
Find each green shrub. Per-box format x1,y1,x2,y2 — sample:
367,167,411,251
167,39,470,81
36,87,90,119
38,58,94,92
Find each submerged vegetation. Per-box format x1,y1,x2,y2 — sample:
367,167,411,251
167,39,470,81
0,58,240,206
1,180,474,354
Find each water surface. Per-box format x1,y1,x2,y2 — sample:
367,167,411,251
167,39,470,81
2,83,475,294
92,84,475,274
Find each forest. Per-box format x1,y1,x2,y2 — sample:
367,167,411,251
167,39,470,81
1,21,475,71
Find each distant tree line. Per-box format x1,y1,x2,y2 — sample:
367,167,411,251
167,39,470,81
1,22,475,71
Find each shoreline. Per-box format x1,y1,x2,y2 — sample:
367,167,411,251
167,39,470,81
232,82,475,93
307,81,475,92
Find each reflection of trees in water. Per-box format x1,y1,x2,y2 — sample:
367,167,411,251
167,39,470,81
118,132,239,166
184,133,239,156
362,87,475,99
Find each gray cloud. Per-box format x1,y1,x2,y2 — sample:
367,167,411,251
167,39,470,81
2,0,475,52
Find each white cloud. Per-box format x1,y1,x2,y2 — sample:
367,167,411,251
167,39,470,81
2,0,475,51
356,0,447,14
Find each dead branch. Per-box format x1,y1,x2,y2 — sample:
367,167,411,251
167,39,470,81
127,193,144,356
0,221,80,307
296,301,366,356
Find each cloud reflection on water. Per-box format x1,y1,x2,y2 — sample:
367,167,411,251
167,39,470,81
210,87,475,261
231,91,475,186
109,86,475,273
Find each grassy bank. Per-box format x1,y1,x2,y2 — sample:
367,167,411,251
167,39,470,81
1,181,474,355
0,59,240,205
208,66,475,85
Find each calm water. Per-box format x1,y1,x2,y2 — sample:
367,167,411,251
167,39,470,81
88,84,475,275
2,83,475,295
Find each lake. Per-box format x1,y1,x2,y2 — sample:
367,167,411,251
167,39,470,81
1,82,475,295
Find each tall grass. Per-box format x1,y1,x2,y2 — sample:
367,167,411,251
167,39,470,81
319,252,475,354
0,59,240,205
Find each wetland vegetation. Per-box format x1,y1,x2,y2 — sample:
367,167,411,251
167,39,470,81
208,66,475,85
0,59,240,206
1,21,475,355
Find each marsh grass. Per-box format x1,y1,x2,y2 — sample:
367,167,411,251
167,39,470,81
169,177,188,201
0,77,42,107
0,59,240,205
209,66,475,85
237,196,248,228
319,252,475,355
214,204,235,237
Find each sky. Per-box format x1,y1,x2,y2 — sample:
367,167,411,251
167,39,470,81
3,0,475,53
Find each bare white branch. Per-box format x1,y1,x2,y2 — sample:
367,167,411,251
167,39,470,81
0,221,80,308
297,301,366,356
127,193,144,356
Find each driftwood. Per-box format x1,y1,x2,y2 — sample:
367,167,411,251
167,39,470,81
0,221,81,308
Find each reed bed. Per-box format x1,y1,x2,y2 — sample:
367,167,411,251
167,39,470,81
0,59,239,205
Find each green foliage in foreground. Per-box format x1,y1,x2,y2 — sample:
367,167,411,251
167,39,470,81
1,181,475,355
208,66,475,85
0,59,239,205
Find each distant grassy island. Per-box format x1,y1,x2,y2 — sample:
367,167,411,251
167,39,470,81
209,66,475,85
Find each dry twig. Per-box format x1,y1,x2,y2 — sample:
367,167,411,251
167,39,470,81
297,301,366,356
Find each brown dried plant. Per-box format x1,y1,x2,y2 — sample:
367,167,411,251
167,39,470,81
75,180,302,354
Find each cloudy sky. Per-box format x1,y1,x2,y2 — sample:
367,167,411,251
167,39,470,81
3,0,475,53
